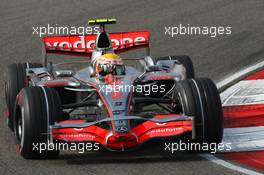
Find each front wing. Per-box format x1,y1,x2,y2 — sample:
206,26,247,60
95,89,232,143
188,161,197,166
51,114,193,150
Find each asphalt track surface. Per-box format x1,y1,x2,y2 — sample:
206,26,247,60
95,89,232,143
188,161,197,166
0,0,264,175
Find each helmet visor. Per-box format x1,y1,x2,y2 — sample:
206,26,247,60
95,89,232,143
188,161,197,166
98,63,125,76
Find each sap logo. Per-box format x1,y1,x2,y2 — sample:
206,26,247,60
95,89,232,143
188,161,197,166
114,101,123,106
113,110,125,115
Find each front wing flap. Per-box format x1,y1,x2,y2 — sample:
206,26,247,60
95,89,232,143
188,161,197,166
51,115,193,149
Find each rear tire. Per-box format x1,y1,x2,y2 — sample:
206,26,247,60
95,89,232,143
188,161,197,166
156,55,194,78
5,63,42,131
13,86,62,159
173,78,223,149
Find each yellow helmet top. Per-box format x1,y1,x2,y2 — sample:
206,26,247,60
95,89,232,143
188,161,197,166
102,53,120,60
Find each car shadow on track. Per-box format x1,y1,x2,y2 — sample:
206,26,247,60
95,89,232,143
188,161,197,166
58,144,205,165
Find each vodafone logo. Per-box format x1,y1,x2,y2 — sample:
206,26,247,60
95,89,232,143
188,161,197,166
43,31,149,53
45,36,96,52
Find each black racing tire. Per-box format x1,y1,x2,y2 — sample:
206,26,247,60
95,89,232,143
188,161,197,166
156,55,194,78
173,78,223,150
5,63,42,131
13,86,62,159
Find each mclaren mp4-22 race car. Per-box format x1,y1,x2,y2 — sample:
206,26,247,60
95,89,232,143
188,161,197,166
5,19,223,159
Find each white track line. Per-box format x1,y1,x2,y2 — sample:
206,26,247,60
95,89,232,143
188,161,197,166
203,60,264,175
220,79,264,106
217,60,264,89
201,154,263,175
223,126,264,152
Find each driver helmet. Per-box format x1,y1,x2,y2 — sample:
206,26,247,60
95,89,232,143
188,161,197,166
92,53,125,76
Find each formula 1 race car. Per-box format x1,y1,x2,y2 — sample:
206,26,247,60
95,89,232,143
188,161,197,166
5,19,223,159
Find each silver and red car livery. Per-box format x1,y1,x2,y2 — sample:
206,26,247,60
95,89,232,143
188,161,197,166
5,19,223,159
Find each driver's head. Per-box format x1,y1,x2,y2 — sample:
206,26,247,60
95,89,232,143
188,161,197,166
93,53,125,76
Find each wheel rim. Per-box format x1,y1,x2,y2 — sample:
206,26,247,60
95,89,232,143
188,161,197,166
16,106,25,147
170,90,184,114
177,92,185,114
18,116,22,140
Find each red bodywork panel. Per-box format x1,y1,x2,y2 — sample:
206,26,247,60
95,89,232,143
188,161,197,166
52,114,192,150
42,31,150,57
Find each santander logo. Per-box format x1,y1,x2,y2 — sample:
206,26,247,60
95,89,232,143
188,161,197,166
43,31,149,53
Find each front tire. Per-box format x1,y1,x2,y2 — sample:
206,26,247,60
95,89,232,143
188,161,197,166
5,63,42,131
173,78,223,147
14,86,62,159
